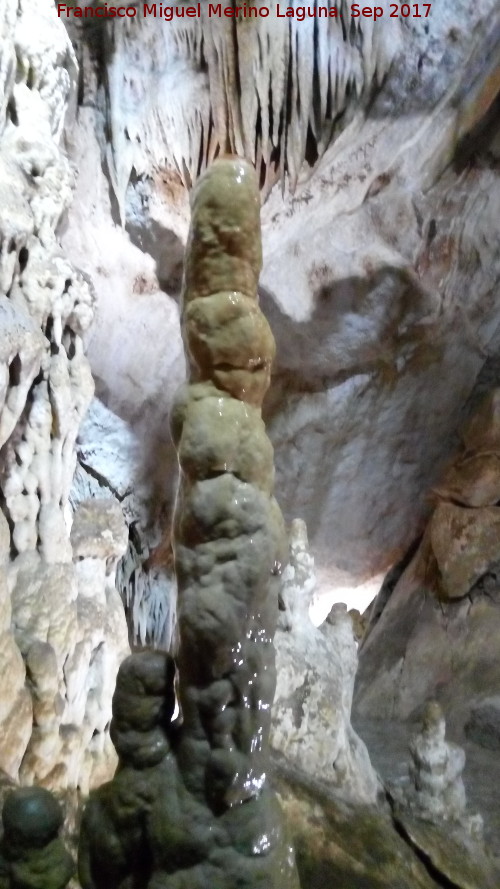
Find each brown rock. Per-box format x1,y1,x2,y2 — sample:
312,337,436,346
462,389,500,454
433,452,500,507
429,503,500,600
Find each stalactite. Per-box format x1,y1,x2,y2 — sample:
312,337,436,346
102,0,399,211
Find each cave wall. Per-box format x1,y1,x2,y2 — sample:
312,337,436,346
60,0,500,612
0,0,129,791
1,0,499,801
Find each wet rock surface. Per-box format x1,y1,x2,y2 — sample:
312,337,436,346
272,753,500,889
0,787,74,889
79,159,299,888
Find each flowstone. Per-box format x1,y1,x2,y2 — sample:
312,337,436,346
0,0,130,792
79,158,299,888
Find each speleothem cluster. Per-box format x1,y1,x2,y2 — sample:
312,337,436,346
79,157,299,888
0,0,129,792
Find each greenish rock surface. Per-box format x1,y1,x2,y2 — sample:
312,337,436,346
186,291,275,378
79,157,299,888
174,384,275,492
183,160,262,302
0,787,74,889
393,810,499,889
272,755,500,889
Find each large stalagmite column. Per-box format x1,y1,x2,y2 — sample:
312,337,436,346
79,157,299,889
170,155,299,884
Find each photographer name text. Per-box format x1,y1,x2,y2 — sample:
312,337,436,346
57,3,432,21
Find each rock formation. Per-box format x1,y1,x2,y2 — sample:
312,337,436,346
79,156,299,889
0,0,129,793
103,0,399,204
272,518,380,803
71,397,178,651
355,388,500,731
60,0,500,609
1,0,500,873
172,154,299,886
0,787,74,889
396,701,482,837
466,696,500,751
78,650,176,889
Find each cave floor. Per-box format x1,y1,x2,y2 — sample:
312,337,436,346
353,717,500,860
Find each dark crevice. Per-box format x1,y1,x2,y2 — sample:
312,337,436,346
304,123,319,168
78,456,127,502
6,97,18,126
18,246,29,274
0,490,16,560
214,361,267,374
8,354,22,388
453,87,500,172
392,817,461,889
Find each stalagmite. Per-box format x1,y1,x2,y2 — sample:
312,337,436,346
172,155,296,860
272,519,380,803
79,157,299,889
0,787,75,889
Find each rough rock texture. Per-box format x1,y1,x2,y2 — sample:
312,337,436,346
78,651,176,889
172,156,298,886
391,812,499,889
0,513,30,779
0,787,74,889
465,697,500,751
272,519,380,803
60,0,500,613
71,397,178,650
354,390,500,732
80,158,299,889
273,755,500,889
392,701,482,838
100,0,399,203
0,0,129,792
9,498,129,793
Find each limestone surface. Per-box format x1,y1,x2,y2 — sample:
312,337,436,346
61,0,500,613
0,0,130,793
272,519,380,803
465,697,500,751
355,390,500,728
401,701,481,836
71,397,178,651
